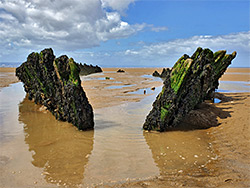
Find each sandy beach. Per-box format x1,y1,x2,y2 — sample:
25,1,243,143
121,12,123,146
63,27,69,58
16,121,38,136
0,67,249,187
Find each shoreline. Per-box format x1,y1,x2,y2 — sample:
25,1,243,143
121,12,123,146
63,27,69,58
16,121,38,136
0,67,18,89
0,67,249,187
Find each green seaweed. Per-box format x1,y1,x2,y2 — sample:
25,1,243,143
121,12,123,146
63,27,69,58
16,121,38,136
157,87,165,99
160,107,169,121
170,59,193,94
68,58,80,86
191,47,203,61
160,102,171,121
24,65,47,94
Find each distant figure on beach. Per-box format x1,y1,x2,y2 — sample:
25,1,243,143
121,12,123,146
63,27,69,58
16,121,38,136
144,89,146,94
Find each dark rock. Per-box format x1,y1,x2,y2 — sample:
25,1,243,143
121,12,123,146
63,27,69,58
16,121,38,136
16,48,94,130
160,68,170,78
179,103,219,129
152,70,160,77
117,69,125,73
143,47,236,131
152,68,171,78
78,63,102,75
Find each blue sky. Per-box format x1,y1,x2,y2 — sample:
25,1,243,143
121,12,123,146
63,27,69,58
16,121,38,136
0,0,249,67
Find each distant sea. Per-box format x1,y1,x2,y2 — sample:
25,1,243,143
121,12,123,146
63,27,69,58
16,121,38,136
0,62,21,67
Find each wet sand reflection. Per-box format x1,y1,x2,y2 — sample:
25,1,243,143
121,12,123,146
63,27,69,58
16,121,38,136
19,97,94,187
144,130,217,176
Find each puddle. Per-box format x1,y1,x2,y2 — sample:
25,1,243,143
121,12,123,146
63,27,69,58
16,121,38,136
225,72,249,75
106,84,135,89
103,71,117,73
81,76,113,81
112,81,123,84
0,82,217,187
0,82,26,143
141,74,153,79
141,74,163,81
127,87,159,95
214,98,221,103
217,81,250,93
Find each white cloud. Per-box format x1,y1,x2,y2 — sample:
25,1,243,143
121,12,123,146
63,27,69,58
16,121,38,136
78,31,249,67
0,0,143,53
123,31,250,58
101,0,135,12
150,26,168,32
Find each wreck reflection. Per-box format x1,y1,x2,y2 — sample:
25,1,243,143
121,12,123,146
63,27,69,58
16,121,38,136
143,130,217,175
18,97,94,187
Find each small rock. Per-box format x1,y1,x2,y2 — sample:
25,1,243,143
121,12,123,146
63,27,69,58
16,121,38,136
39,105,47,112
225,178,233,182
117,69,125,73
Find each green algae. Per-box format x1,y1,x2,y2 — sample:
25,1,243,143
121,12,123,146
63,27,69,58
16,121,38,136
170,59,193,94
160,107,169,121
68,58,80,86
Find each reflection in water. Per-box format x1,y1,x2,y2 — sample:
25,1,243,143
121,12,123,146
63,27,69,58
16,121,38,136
18,97,94,187
1,81,220,187
144,130,217,176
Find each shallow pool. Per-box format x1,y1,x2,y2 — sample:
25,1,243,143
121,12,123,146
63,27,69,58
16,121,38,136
0,82,218,187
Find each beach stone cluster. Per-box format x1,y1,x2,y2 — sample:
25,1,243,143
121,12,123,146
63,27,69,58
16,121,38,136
16,48,94,130
143,47,236,131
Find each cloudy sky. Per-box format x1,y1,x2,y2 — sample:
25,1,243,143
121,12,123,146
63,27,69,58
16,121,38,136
0,0,249,67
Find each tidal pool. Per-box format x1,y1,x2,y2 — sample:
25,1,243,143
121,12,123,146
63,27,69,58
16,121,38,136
217,80,250,93
0,82,217,187
105,84,135,89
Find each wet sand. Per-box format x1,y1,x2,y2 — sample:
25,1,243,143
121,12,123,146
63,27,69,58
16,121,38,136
115,93,250,188
0,68,18,90
0,67,249,187
81,68,163,109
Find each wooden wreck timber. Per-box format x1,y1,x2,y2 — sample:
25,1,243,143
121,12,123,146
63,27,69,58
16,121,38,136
143,47,236,132
16,48,94,130
78,63,102,76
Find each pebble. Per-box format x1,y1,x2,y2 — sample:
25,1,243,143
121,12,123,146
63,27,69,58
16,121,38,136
144,182,151,186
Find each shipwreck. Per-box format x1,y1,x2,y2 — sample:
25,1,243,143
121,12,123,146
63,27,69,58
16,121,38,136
143,47,236,131
16,48,94,130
